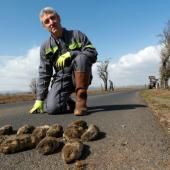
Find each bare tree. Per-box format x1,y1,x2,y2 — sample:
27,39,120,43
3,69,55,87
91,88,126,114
97,60,109,91
29,78,37,95
159,20,170,88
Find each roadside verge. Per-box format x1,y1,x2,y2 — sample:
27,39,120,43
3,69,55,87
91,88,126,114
140,89,170,136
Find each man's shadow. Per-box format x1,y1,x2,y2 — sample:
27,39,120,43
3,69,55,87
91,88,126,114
87,104,147,114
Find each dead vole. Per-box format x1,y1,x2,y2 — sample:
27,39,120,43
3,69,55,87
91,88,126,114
17,124,35,135
75,160,87,170
0,135,8,145
46,124,63,138
62,139,84,164
0,125,13,135
37,125,50,130
63,120,88,142
31,125,50,145
0,134,34,154
68,120,88,130
81,124,99,142
63,126,85,142
36,136,62,155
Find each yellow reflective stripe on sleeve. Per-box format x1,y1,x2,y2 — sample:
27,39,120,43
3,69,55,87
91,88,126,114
84,44,95,49
45,48,53,55
45,46,58,55
52,46,58,53
69,41,82,50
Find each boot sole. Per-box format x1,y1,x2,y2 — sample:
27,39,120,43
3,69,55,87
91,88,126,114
74,110,88,116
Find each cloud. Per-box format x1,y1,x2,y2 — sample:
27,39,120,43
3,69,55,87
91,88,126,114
0,47,40,92
92,45,161,87
0,45,161,93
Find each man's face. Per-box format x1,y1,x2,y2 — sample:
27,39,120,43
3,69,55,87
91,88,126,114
41,12,62,37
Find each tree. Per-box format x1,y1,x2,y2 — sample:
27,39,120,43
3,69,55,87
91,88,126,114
97,60,109,91
29,78,37,95
160,50,170,88
159,20,170,88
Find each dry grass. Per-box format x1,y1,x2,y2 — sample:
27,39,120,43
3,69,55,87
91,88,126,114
0,90,108,104
140,89,170,136
0,87,133,104
0,93,35,104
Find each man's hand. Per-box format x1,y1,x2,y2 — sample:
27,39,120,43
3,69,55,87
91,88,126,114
29,100,44,114
56,52,71,68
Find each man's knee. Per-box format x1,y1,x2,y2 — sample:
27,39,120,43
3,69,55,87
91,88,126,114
73,55,92,72
46,104,58,115
46,102,65,115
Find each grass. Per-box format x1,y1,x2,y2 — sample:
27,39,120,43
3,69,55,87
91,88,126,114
140,89,170,136
0,89,109,104
0,93,35,104
0,87,128,104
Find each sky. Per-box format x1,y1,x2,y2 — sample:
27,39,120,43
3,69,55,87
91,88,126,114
0,0,169,92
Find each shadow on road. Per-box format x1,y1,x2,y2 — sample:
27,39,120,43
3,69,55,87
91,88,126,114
80,132,106,161
88,104,147,114
80,144,91,160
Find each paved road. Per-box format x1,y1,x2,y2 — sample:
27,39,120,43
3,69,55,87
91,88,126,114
0,90,169,170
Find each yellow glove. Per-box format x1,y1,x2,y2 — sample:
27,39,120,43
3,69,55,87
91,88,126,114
29,100,44,114
56,52,71,68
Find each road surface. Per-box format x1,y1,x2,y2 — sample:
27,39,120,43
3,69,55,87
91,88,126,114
0,90,169,170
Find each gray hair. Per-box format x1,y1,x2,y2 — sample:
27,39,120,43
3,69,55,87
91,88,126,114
39,7,58,20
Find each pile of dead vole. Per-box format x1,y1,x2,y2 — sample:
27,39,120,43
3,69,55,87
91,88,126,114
0,120,101,164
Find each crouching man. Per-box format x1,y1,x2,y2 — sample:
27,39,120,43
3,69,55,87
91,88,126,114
29,7,98,116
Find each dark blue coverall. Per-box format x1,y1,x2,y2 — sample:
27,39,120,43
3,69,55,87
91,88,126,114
36,28,98,114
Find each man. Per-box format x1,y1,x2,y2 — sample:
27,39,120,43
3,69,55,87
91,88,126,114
29,7,98,116
109,80,114,91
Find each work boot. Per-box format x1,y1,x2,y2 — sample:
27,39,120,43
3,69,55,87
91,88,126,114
74,71,89,116
67,97,75,113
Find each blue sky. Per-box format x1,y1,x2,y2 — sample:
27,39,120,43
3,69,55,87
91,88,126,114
1,0,169,57
0,0,169,92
